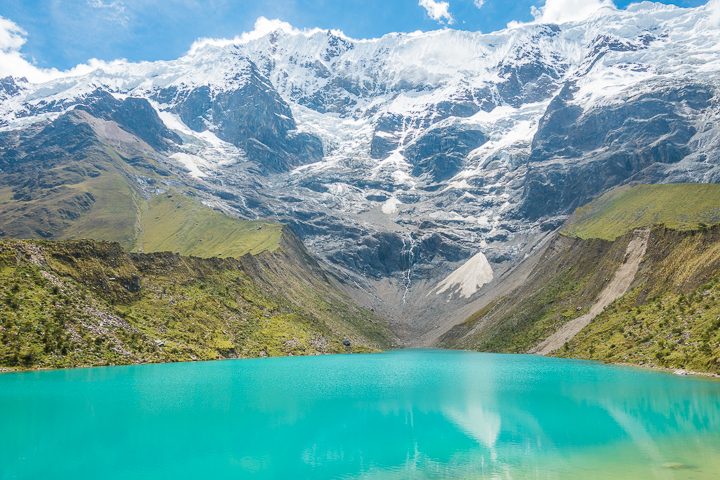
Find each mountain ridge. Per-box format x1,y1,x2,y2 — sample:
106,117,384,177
0,229,393,371
439,184,720,373
1,2,719,338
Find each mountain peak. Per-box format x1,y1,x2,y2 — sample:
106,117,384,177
1,2,719,328
186,17,352,57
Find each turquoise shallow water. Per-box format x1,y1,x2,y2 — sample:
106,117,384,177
1,350,719,479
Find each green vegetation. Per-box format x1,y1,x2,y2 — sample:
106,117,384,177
0,126,281,259
444,184,720,374
439,235,628,353
443,226,720,374
136,193,282,257
558,227,720,373
0,155,283,258
0,121,393,371
0,239,392,371
563,184,720,240
62,171,141,248
5,166,283,259
558,282,720,373
0,130,152,244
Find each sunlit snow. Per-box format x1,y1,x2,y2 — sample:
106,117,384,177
381,197,402,215
435,251,494,298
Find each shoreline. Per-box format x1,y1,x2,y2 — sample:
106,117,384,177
610,361,720,380
0,348,384,375
2,349,719,379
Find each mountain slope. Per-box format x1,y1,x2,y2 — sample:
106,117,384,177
136,193,283,257
0,102,395,369
0,235,392,370
0,105,282,257
531,228,650,354
557,226,720,373
438,232,633,353
1,2,720,337
0,108,172,246
439,184,720,374
564,184,720,240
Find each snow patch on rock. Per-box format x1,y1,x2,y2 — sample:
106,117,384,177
381,197,402,214
435,251,494,298
170,152,208,178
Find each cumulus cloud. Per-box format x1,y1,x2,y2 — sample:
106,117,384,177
474,0,486,8
531,0,615,24
189,17,305,54
0,16,58,82
0,17,25,51
418,0,454,25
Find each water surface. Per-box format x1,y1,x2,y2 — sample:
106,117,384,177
1,350,719,479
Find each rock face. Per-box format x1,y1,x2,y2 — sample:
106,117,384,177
522,83,715,218
405,125,487,181
78,90,181,151
0,76,25,103
1,2,720,337
154,58,323,172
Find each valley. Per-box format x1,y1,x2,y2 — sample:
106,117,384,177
3,2,720,479
0,1,719,374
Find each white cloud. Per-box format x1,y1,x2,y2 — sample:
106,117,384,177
87,0,129,26
0,16,59,82
473,0,486,8
531,0,615,24
188,17,324,54
0,16,25,51
418,0,454,25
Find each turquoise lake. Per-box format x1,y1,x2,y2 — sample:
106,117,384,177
1,350,719,479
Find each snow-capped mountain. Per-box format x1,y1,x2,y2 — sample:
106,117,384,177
1,1,719,337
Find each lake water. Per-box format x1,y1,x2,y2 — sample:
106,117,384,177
1,350,719,479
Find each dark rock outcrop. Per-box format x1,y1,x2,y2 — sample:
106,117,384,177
156,59,324,172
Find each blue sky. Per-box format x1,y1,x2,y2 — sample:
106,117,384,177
0,0,709,70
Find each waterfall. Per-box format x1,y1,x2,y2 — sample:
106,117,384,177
400,233,418,304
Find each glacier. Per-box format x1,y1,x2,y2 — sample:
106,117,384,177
1,1,719,338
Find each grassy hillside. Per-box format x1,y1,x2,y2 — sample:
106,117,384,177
563,183,720,240
558,227,720,373
442,184,720,374
136,193,282,257
0,155,283,259
0,239,392,371
438,234,630,353
0,112,282,259
0,116,160,246
60,170,142,248
0,146,283,258
0,112,396,371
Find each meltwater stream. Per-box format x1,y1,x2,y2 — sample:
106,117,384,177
1,350,719,479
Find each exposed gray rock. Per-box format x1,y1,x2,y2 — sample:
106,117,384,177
156,59,323,172
405,125,487,181
77,90,181,151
